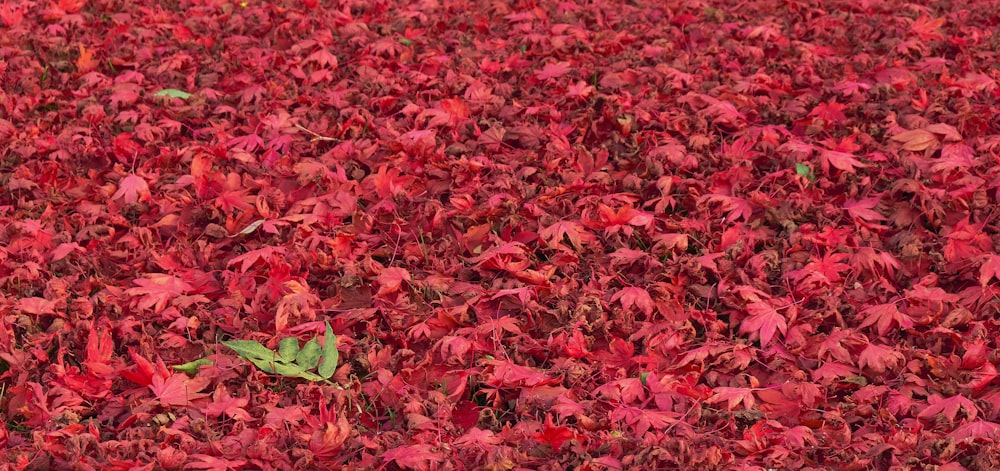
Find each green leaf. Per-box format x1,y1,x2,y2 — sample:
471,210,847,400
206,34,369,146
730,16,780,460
278,337,300,361
246,356,278,374
172,358,212,375
224,340,277,363
639,371,650,386
296,337,322,370
153,88,192,100
398,37,413,46
317,321,339,380
795,163,816,181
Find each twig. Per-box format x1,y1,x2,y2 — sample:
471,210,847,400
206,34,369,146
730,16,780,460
294,123,341,142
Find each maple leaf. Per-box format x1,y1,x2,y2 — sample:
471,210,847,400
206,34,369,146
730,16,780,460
185,455,247,471
112,174,151,204
376,266,411,296
706,387,756,410
540,220,595,252
739,301,787,347
842,198,885,222
485,359,557,388
948,421,1000,441
534,415,577,450
227,246,287,273
979,254,1000,287
808,101,848,125
535,61,572,81
149,372,210,407
858,343,904,374
699,194,754,222
592,204,653,236
303,48,339,69
933,143,975,175
857,303,913,337
201,385,251,420
455,427,502,451
891,129,939,152
819,149,867,174
83,326,114,377
382,444,441,469
811,362,858,386
611,287,655,317
610,405,679,435
127,274,194,313
918,394,978,423
307,415,352,458
76,44,97,74
15,297,57,316
910,14,945,40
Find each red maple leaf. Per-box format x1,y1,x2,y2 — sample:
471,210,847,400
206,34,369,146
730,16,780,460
706,387,757,410
739,301,787,347
540,220,595,252
918,394,978,422
534,414,577,450
535,61,573,81
382,444,442,469
858,343,904,374
149,372,210,407
857,303,913,337
201,385,251,420
808,100,848,124
611,287,655,317
979,254,1000,287
126,274,193,313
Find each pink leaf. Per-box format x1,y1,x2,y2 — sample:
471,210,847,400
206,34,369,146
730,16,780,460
535,61,572,80
112,174,150,204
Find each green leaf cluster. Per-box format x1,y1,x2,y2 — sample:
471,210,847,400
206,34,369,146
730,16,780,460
223,322,339,382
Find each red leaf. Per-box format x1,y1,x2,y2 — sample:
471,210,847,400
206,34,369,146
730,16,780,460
918,394,978,422
534,414,577,450
535,61,573,81
843,198,885,222
820,149,867,173
382,444,442,469
610,405,679,435
126,274,194,313
611,287,655,317
185,455,247,471
857,303,913,337
150,373,210,407
808,101,848,124
858,343,904,374
376,267,411,296
979,254,1000,287
201,385,250,420
454,427,502,451
83,326,114,377
739,301,787,346
948,421,1000,441
706,387,756,410
540,220,595,252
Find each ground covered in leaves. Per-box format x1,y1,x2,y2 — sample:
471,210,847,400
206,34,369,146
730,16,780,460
3,0,1000,469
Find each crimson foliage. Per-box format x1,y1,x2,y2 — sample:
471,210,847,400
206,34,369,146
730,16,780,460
2,0,1000,469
